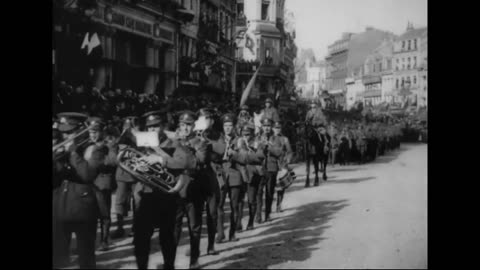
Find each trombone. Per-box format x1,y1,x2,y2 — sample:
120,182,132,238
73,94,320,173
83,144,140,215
52,125,93,153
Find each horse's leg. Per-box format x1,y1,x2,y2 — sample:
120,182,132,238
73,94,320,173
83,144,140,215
313,155,320,186
305,155,310,187
322,154,328,181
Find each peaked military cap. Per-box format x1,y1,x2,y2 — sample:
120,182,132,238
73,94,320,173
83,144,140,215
221,113,236,124
240,104,249,111
57,112,88,133
178,110,196,124
142,111,164,127
273,121,282,129
265,97,273,103
87,116,106,131
261,118,273,126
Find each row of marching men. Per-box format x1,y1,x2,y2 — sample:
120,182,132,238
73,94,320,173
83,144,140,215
52,107,294,269
328,122,403,165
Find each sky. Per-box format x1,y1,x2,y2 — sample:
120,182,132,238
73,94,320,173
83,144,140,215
285,0,428,60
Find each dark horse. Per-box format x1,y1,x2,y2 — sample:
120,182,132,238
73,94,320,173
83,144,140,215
304,124,331,187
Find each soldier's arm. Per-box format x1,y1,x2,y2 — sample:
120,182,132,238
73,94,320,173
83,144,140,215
69,149,105,183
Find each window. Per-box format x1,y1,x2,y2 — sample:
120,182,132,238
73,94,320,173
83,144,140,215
408,40,411,50
413,76,417,84
261,3,269,20
401,77,404,86
379,63,382,72
414,39,417,49
237,3,244,15
414,56,417,68
402,41,405,50
402,64,405,70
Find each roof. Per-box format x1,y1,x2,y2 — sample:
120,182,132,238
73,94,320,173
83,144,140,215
398,27,427,41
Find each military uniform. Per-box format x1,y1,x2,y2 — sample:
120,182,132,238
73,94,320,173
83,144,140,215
112,116,139,239
272,121,293,213
256,118,284,222
211,114,243,242
53,113,106,269
305,101,327,127
173,111,208,268
261,98,280,122
196,108,221,254
234,124,266,230
131,111,196,269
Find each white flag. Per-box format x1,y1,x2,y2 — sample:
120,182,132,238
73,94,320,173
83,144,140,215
88,33,101,55
240,62,262,107
81,32,89,50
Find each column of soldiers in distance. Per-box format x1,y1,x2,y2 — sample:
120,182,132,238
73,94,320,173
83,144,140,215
52,94,295,269
304,101,403,166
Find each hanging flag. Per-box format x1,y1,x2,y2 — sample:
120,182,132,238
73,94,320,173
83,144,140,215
245,30,256,54
240,62,262,107
88,32,101,55
81,32,89,50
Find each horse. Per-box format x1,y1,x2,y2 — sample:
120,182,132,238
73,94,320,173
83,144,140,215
304,123,330,187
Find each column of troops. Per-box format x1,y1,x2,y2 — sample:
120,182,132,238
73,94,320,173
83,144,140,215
53,97,295,269
52,97,402,269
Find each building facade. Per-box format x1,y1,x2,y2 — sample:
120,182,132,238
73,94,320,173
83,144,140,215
392,24,427,107
53,0,194,97
53,0,237,98
325,32,352,108
325,27,395,110
362,38,395,105
235,0,294,104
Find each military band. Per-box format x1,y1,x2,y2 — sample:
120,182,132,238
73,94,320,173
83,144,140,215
52,96,404,269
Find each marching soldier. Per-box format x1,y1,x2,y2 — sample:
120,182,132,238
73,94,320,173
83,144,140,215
174,111,208,269
261,98,280,123
234,124,265,230
53,113,107,269
196,108,221,255
112,116,139,239
272,121,293,213
129,110,196,269
237,104,253,135
90,121,120,252
256,118,284,223
211,113,243,242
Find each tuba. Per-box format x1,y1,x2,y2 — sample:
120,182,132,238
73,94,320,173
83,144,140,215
117,146,188,194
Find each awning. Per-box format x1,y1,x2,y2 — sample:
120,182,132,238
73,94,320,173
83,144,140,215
363,89,382,98
176,8,195,22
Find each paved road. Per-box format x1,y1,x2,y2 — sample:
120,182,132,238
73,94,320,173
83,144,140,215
73,143,427,269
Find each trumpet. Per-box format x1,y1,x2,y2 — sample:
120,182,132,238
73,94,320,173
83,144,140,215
117,146,188,194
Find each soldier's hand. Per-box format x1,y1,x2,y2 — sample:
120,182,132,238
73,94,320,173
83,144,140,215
141,155,165,166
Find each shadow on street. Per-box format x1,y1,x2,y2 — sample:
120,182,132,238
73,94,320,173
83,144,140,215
199,199,349,269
